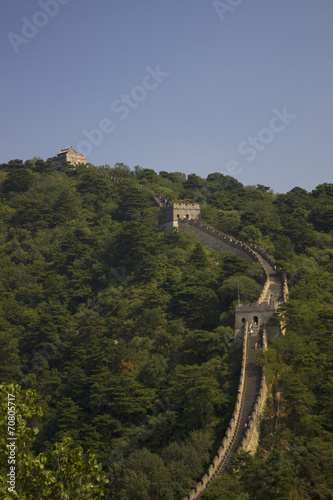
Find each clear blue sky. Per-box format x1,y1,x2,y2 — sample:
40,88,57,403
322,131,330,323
1,0,332,193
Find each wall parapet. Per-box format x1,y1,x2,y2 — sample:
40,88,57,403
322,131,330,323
187,219,276,308
187,220,261,263
257,274,270,304
282,273,289,302
244,242,276,267
182,327,249,500
238,328,268,455
160,203,201,210
181,217,288,500
236,302,280,311
189,220,278,272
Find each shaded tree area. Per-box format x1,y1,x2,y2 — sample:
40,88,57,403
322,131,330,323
0,159,332,498
0,383,108,499
0,160,264,498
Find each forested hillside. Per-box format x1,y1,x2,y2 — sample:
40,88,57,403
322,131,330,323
0,159,332,499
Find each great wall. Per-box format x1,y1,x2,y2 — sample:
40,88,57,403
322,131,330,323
160,202,288,499
109,177,288,499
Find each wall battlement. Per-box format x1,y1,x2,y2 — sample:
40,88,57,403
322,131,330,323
160,203,201,210
178,215,287,500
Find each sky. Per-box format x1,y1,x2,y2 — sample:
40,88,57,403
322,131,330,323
1,0,332,193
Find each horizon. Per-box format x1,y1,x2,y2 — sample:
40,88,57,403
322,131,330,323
3,154,331,196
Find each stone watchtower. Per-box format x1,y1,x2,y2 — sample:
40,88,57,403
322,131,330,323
48,147,86,167
159,203,201,229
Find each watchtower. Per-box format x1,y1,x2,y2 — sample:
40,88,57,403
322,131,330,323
235,303,276,335
48,147,86,167
159,203,201,229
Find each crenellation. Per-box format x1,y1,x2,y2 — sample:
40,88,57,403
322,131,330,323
159,203,201,228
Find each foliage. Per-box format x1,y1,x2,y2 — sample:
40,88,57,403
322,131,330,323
0,383,108,499
0,159,332,497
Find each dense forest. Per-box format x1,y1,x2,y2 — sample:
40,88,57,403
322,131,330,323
0,158,332,499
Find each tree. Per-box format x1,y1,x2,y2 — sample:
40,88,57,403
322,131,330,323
109,162,132,178
279,213,316,253
218,276,262,310
0,328,21,382
118,448,174,500
190,243,208,268
202,471,250,499
311,183,333,199
134,167,157,184
89,368,155,424
162,429,214,497
308,205,333,233
184,173,206,191
76,170,111,204
0,383,108,499
273,234,295,261
116,182,154,222
167,361,228,430
218,210,241,235
172,283,219,328
179,330,227,365
238,225,262,244
219,253,250,280
2,168,33,195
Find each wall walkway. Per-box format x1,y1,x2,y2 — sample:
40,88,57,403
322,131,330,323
179,219,286,500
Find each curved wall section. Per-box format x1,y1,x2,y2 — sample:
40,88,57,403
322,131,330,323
179,218,286,500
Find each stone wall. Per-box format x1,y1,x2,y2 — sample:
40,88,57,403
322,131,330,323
180,218,287,500
178,219,260,264
179,219,283,342
182,326,269,500
282,273,289,302
235,303,276,331
239,328,268,455
106,188,287,499
278,274,288,335
245,242,276,267
182,325,250,500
